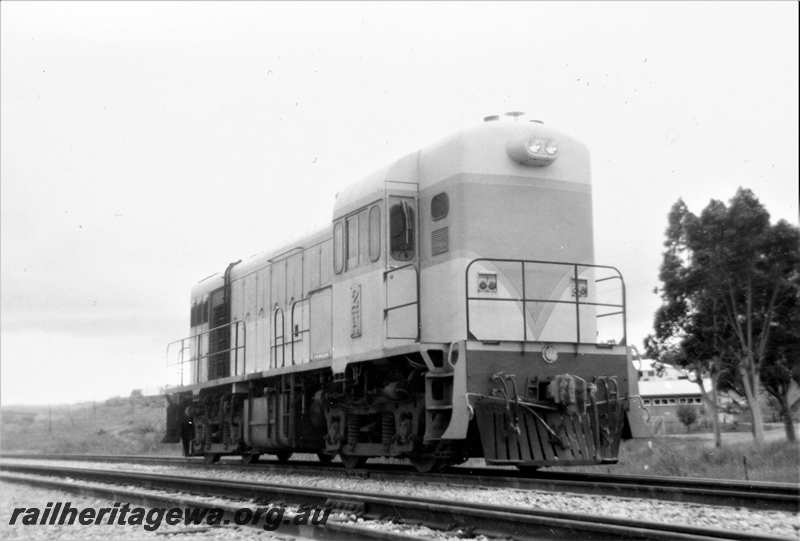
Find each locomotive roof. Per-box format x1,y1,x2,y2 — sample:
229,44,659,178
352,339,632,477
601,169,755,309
332,120,589,217
638,379,705,398
190,227,329,299
191,119,589,298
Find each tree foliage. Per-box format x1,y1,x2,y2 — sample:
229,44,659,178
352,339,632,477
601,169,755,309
648,188,800,444
760,265,800,441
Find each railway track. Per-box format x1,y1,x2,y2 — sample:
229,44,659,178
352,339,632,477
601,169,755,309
0,462,793,541
1,452,797,512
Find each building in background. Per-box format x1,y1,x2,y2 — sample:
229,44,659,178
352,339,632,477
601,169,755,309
633,359,707,433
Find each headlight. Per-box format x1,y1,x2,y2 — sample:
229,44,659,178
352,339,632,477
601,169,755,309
507,135,559,166
527,138,544,154
525,137,558,159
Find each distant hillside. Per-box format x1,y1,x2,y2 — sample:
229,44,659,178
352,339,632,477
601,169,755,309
0,393,181,455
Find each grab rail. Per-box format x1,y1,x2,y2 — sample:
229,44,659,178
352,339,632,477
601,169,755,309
465,258,626,346
384,264,420,340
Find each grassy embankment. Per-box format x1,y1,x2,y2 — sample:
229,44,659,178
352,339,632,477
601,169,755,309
2,398,797,483
549,428,800,483
0,394,177,455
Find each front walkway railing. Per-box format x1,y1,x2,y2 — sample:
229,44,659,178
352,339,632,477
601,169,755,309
465,258,626,346
166,320,246,387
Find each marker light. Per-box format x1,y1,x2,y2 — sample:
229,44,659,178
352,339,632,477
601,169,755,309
477,273,497,294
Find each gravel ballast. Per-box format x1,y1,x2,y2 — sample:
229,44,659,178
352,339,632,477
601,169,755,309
0,480,284,540
1,458,797,539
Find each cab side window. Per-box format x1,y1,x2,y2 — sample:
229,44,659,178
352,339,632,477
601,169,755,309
358,209,369,266
346,214,359,270
335,206,380,273
390,201,415,261
431,192,449,221
368,205,381,262
333,221,344,274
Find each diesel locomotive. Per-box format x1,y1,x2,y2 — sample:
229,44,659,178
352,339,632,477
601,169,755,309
163,114,640,472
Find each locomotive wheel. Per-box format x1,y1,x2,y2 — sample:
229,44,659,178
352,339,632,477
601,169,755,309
203,453,220,465
340,454,367,470
317,453,334,464
275,451,292,463
241,453,260,465
410,456,442,473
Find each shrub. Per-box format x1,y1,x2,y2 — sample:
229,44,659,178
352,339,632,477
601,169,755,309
677,404,698,432
653,446,685,476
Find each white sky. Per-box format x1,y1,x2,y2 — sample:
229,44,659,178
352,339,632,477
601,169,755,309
2,2,797,405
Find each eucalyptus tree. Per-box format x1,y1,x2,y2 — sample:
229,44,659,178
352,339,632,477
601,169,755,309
649,188,799,445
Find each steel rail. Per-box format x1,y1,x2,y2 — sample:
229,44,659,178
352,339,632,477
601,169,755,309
1,453,796,512
0,462,793,541
0,471,418,541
